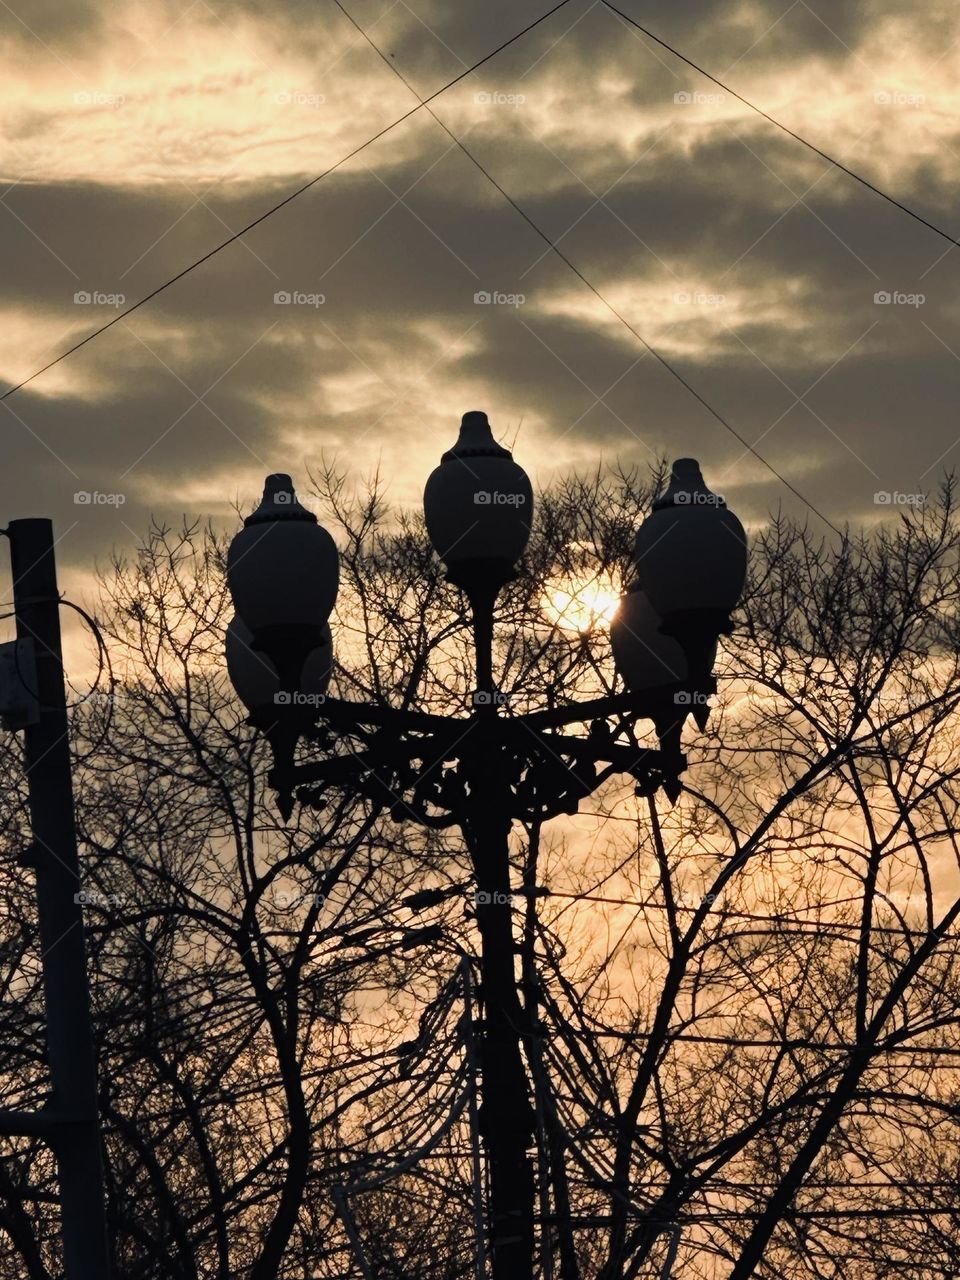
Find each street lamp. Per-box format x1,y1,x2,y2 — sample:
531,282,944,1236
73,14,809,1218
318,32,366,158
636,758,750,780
423,410,533,580
224,415,747,1280
226,472,338,693
424,410,534,702
226,473,338,816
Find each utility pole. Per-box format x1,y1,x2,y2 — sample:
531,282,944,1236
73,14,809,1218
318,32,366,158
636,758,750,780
0,519,112,1279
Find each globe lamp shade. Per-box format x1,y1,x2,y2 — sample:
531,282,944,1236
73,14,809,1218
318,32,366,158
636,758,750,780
423,411,533,589
227,473,339,636
633,458,745,681
611,589,689,694
226,616,333,719
611,587,717,733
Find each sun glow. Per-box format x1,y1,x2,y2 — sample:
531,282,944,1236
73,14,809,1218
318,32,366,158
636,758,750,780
542,572,622,634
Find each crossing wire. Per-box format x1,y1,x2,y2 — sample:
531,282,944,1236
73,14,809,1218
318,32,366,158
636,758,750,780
10,1,948,538
330,0,843,537
601,0,960,257
0,0,575,404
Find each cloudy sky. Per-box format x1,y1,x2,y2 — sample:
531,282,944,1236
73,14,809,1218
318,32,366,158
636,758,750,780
2,0,959,624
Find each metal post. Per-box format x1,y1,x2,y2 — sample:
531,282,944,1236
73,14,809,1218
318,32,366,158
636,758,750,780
461,959,489,1280
8,518,112,1280
465,582,536,1280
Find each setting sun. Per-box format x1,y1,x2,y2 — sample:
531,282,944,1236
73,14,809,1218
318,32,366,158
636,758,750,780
542,572,622,633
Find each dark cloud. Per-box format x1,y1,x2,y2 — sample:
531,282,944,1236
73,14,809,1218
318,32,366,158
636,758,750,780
3,0,104,48
2,0,959,590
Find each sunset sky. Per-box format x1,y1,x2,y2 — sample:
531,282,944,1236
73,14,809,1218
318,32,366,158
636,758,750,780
2,0,959,610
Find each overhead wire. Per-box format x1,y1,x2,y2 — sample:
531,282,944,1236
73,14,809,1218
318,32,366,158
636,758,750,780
6,3,943,539
0,0,575,405
329,0,843,537
600,1,960,258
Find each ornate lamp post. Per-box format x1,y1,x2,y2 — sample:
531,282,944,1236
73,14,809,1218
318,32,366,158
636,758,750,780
224,414,747,1280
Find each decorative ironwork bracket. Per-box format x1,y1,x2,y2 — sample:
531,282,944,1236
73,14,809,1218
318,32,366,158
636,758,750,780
259,677,716,823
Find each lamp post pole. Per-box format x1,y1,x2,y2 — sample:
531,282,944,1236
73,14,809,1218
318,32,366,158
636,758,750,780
5,518,112,1280
463,578,536,1278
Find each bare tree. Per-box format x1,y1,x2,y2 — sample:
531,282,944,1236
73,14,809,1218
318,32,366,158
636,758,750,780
1,467,959,1279
519,483,960,1280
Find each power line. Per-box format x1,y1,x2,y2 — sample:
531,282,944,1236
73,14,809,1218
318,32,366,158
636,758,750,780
0,0,574,405
568,1027,960,1057
601,1,960,257
331,0,843,538
405,880,960,943
555,1207,960,1222
704,1180,960,1191
542,889,960,938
